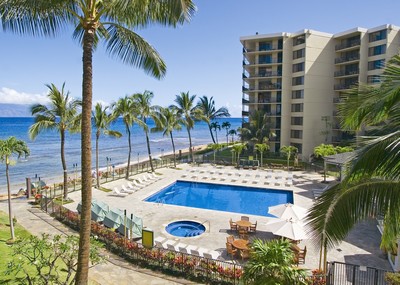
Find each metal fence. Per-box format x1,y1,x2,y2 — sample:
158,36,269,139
326,261,389,285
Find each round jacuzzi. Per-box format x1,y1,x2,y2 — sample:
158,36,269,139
166,220,205,237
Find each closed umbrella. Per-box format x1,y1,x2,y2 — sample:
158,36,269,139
266,218,308,241
268,203,307,221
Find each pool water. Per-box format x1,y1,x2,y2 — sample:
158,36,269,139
145,181,293,217
166,221,205,237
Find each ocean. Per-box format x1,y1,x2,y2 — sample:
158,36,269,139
0,117,242,193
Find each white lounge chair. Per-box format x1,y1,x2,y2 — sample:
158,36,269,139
121,185,135,194
149,172,161,180
112,187,128,197
137,177,150,186
145,173,156,181
132,180,144,188
126,182,138,190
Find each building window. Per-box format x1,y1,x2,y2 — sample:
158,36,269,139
368,59,385,70
368,44,386,56
292,90,304,99
293,35,305,46
259,41,272,51
291,117,303,125
293,48,305,60
291,130,303,139
291,103,303,112
367,75,381,84
291,143,302,153
292,76,304,86
292,62,305,73
369,30,387,42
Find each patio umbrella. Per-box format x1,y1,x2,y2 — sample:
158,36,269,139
268,203,307,221
266,218,308,241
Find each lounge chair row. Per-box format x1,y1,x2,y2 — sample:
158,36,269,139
112,172,162,197
154,237,221,260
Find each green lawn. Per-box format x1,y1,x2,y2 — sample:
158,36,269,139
0,210,32,283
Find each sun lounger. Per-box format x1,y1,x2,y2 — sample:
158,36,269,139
126,182,138,190
137,177,151,185
112,187,128,197
149,172,161,180
121,185,135,193
131,180,144,188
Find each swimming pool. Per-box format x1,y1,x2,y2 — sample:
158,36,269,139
145,181,293,217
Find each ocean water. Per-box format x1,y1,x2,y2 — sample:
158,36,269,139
0,117,241,193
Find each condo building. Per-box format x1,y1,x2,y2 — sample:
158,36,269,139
240,24,400,160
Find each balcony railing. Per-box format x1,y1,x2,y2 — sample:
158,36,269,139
258,84,282,90
258,98,280,103
242,111,249,116
334,69,359,77
334,84,354,91
242,98,249,104
334,54,360,64
258,58,282,64
335,39,361,51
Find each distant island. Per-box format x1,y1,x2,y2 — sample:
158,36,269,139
0,104,32,117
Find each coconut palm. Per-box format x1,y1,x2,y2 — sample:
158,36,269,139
228,129,237,143
254,143,269,167
93,103,122,188
240,110,275,144
197,96,230,144
0,137,30,241
112,96,142,180
173,92,200,163
221,121,231,145
307,55,400,272
243,238,307,285
133,91,158,172
210,121,221,144
0,1,196,281
29,83,81,199
280,145,298,171
152,107,182,168
210,143,222,165
231,143,247,167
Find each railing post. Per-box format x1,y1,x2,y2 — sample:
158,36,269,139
352,265,357,284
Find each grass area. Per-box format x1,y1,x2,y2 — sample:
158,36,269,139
0,210,32,283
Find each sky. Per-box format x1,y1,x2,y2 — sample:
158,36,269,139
1,0,400,117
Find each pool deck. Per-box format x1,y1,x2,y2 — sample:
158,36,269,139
63,163,392,272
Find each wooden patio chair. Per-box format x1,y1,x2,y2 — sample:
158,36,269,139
240,249,251,260
229,218,238,231
249,221,257,233
241,216,250,221
226,235,235,244
226,242,237,259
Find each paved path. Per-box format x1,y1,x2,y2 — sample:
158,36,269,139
0,199,200,285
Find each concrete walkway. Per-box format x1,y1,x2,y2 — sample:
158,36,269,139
0,199,200,285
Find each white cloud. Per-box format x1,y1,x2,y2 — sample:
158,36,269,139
0,87,49,105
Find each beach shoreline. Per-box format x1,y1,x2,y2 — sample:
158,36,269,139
0,143,210,197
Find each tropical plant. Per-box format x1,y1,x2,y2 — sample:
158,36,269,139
152,107,182,168
210,121,221,144
173,92,201,163
210,143,222,165
280,145,298,171
240,110,275,144
228,129,237,143
307,54,400,273
93,103,122,188
231,143,247,167
112,96,142,180
0,137,29,240
243,238,307,285
0,1,196,281
221,121,231,144
29,83,81,199
254,143,269,167
133,91,158,172
6,233,103,284
197,96,230,144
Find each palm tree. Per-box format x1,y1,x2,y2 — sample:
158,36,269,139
0,2,196,281
197,96,230,143
173,92,200,163
152,107,182,168
228,129,237,143
280,145,298,171
112,96,141,180
231,143,247,167
210,121,221,144
254,143,269,167
313,144,337,183
210,143,222,165
240,110,275,144
307,55,400,272
93,103,122,188
133,91,158,172
0,137,30,241
222,121,231,145
243,239,307,285
29,83,81,199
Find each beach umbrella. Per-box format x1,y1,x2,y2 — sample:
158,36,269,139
266,218,308,241
117,214,143,239
103,209,124,229
268,203,307,221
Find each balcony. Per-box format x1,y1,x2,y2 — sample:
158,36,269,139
334,84,355,91
334,54,360,64
258,98,281,104
335,39,361,51
258,83,282,91
333,97,346,103
242,111,249,117
334,69,359,77
242,98,249,104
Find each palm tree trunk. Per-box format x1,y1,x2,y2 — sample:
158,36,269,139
215,129,219,144
76,28,94,285
96,131,100,188
187,126,194,163
6,161,15,240
145,130,154,172
125,126,132,179
170,132,176,168
208,124,215,143
61,130,68,199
